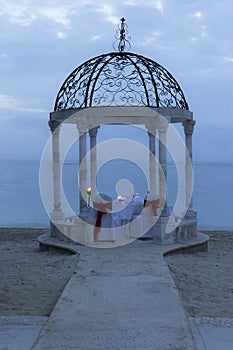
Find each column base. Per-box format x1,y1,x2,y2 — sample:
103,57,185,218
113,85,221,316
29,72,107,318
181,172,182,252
50,211,67,240
50,210,65,222
153,217,175,244
79,208,89,219
69,216,94,244
184,209,197,220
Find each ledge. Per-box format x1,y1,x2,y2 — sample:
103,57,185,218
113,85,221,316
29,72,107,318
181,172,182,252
162,232,209,256
38,231,209,256
37,233,80,255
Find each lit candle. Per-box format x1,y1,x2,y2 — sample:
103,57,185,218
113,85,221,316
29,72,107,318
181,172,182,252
87,187,92,195
117,195,123,201
87,187,92,207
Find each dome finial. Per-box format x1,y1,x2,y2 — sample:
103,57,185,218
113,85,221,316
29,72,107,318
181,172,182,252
113,17,131,52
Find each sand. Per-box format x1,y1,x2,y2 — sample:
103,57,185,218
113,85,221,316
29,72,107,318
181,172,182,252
0,228,79,316
0,228,232,318
165,230,233,318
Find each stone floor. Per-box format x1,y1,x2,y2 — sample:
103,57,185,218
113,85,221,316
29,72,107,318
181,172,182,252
1,316,233,350
1,234,232,350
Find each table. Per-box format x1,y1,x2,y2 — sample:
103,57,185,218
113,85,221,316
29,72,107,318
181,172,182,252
90,196,151,241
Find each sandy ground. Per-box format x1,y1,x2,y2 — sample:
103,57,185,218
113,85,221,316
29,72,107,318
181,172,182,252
0,228,79,316
165,230,233,318
0,229,232,318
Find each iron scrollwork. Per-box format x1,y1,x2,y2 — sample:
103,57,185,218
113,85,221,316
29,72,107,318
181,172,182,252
54,52,189,111
113,17,131,52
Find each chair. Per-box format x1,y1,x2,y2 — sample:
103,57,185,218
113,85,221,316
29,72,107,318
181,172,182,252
129,199,144,239
91,193,116,242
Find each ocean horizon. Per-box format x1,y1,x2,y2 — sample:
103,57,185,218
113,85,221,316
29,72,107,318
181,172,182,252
0,159,233,231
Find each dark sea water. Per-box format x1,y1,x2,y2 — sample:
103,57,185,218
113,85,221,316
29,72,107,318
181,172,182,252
0,159,233,230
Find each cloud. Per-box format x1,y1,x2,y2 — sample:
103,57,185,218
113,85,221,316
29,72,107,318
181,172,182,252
0,94,19,109
57,31,67,40
140,31,162,46
91,35,102,41
96,4,119,24
152,0,164,14
125,0,137,6
0,53,8,58
0,94,47,116
0,1,36,26
37,6,73,28
0,0,95,28
123,0,164,13
223,56,233,63
193,11,203,19
0,0,232,161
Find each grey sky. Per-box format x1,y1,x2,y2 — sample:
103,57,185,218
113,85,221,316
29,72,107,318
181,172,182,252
0,0,232,160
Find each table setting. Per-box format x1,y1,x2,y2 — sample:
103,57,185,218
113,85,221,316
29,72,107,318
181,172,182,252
89,191,160,242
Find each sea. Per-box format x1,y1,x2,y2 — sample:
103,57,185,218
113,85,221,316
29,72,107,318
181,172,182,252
0,159,233,231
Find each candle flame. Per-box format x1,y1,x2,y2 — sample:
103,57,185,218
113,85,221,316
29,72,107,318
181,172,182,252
87,187,92,194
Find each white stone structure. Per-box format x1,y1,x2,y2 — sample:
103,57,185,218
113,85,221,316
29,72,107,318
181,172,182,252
46,25,197,245
48,105,197,244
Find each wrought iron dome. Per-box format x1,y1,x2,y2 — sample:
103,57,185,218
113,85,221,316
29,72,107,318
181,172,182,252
54,20,189,111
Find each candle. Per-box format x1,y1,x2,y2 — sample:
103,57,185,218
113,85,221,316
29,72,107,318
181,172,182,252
87,187,92,194
87,187,92,207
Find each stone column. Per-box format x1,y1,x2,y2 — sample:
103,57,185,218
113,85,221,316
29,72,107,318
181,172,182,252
77,125,88,218
49,120,64,221
147,130,156,193
158,118,169,213
49,120,65,239
89,126,99,194
182,120,196,215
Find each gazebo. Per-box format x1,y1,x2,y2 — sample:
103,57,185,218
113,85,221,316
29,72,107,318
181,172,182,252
41,19,197,246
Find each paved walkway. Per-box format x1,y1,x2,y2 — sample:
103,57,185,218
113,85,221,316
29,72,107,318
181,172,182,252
1,234,233,349
32,237,201,350
0,316,47,350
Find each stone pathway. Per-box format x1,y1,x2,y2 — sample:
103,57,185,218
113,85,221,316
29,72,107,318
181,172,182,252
1,234,232,350
32,240,198,349
189,317,233,350
0,316,47,350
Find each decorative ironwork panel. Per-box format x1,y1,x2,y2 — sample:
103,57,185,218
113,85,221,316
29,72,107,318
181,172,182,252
54,52,189,111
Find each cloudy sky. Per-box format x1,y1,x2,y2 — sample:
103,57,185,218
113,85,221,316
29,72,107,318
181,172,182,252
0,0,232,161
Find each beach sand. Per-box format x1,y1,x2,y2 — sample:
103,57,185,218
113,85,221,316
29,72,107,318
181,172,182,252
0,229,232,318
0,228,79,316
165,230,233,318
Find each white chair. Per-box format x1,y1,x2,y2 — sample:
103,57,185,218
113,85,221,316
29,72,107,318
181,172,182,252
91,194,116,242
112,200,134,240
129,200,144,239
141,192,160,239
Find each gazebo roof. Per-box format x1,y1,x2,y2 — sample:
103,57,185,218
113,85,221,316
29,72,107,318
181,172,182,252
54,19,189,112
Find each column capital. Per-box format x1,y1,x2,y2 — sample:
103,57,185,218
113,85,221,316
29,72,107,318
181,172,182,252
49,120,61,132
77,125,87,136
158,117,169,133
145,123,156,135
182,120,196,135
89,126,99,138
76,118,89,135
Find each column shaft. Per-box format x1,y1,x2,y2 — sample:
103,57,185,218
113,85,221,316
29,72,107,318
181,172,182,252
159,133,167,211
148,131,156,193
78,128,88,217
89,127,99,194
49,121,62,213
49,120,64,233
182,120,195,212
158,118,169,213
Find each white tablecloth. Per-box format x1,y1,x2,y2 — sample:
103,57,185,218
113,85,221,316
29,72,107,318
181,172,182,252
90,196,152,241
